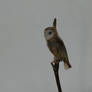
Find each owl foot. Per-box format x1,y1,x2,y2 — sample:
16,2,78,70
51,60,58,65
54,57,60,64
51,60,59,72
54,60,59,64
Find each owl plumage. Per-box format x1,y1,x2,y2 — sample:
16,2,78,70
44,18,71,70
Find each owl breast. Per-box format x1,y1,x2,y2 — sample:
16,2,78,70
47,40,62,60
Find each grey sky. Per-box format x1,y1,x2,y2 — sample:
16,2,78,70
0,0,92,92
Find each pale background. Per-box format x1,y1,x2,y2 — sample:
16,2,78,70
0,0,92,92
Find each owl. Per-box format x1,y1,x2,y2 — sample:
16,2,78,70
44,18,72,70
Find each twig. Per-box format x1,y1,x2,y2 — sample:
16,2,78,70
51,62,62,92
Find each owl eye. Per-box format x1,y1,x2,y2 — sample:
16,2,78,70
48,31,52,35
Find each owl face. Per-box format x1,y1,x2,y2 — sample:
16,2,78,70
44,27,55,40
44,18,58,41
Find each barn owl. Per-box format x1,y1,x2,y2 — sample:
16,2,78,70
44,18,72,70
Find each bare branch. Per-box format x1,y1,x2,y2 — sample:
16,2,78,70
51,62,62,92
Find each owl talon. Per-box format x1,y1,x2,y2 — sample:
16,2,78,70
54,60,59,64
52,60,59,65
52,61,55,65
51,61,59,72
54,57,60,64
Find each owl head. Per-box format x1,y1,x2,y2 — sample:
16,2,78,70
44,18,58,41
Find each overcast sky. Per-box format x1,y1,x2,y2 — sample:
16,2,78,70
0,0,92,92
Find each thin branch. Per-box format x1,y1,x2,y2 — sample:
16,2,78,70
51,62,62,92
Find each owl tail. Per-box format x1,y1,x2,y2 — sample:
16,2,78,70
64,61,72,70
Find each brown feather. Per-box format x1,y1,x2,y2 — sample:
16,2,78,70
47,35,71,69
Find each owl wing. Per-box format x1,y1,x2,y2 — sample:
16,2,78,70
56,37,72,69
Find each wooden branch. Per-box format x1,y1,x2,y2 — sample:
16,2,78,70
51,62,62,92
